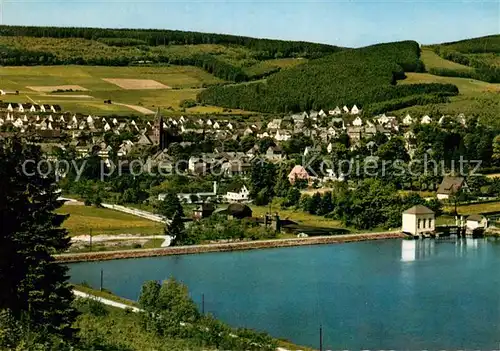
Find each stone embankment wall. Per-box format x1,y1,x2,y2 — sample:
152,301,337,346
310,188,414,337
57,232,404,263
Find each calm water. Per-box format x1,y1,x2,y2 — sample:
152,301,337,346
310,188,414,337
68,239,500,349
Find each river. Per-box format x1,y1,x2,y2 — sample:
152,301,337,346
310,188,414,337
68,238,500,349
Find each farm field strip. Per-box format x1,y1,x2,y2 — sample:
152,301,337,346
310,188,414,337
0,64,227,114
56,204,164,237
102,78,171,90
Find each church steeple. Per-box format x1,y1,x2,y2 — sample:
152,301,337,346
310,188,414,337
153,107,166,149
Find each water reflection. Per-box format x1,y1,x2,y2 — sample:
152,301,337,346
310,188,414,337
402,238,485,261
401,239,435,262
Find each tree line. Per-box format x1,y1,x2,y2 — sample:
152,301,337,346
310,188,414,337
0,25,342,59
0,43,249,81
431,35,500,83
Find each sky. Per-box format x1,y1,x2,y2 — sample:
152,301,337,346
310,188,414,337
1,0,499,47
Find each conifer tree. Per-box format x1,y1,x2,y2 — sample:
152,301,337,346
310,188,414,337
0,138,77,341
167,210,188,246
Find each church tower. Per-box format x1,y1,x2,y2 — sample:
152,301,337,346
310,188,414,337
152,108,166,149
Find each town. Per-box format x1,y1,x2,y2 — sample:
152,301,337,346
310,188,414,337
1,99,498,239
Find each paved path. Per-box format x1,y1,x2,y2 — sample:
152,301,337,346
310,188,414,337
71,234,168,242
101,203,168,223
73,289,142,312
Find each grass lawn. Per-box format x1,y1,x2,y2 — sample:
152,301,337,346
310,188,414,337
251,205,343,229
420,48,474,72
56,204,163,236
399,72,499,96
444,201,500,215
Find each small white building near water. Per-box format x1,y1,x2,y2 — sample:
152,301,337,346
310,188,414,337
402,205,435,235
466,214,488,232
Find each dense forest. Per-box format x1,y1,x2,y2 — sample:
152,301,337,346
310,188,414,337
430,35,500,83
198,41,459,113
0,25,342,58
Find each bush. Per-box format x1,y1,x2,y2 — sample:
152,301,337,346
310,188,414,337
179,99,197,108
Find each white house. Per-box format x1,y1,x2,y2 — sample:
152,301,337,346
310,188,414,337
437,176,468,200
329,106,342,115
402,113,413,125
351,105,360,115
274,130,292,141
421,115,432,124
342,105,350,113
466,214,488,232
13,118,23,128
402,205,435,236
225,184,250,203
267,119,282,130
318,109,327,118
352,116,363,126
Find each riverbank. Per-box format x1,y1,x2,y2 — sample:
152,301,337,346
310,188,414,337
56,231,404,263
73,283,313,351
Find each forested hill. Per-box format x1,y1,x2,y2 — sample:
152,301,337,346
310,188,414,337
0,25,342,58
428,35,500,83
0,25,344,82
198,40,459,113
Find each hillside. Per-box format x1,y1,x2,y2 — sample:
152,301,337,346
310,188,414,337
0,25,342,82
427,34,500,83
390,35,500,126
198,41,459,113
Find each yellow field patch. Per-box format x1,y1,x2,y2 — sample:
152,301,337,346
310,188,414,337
27,85,88,92
56,205,163,236
102,78,171,90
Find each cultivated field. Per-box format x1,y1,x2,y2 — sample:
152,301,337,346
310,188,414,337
0,65,225,115
400,72,499,95
56,205,164,236
102,78,171,90
27,84,89,92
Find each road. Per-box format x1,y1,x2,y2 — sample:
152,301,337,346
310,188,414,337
73,289,142,312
